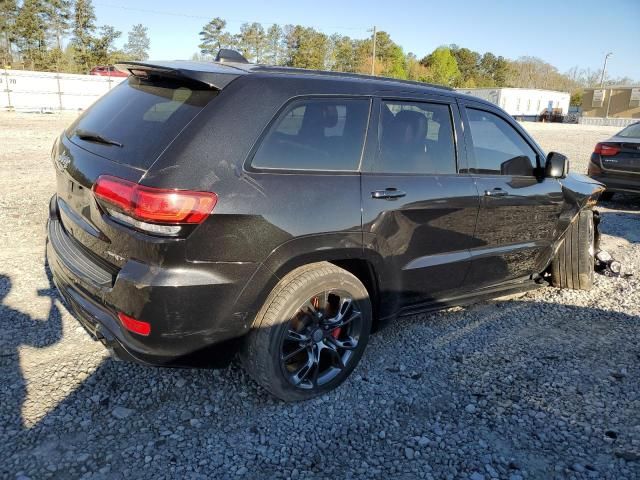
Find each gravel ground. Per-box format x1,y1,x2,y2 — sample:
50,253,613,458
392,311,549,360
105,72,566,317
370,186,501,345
0,112,638,480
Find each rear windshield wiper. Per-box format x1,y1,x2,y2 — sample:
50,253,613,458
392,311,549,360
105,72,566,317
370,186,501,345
75,129,123,148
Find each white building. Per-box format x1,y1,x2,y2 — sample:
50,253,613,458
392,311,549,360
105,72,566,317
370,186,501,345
456,88,571,120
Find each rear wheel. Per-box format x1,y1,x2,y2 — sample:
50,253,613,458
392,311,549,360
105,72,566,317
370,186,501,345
240,262,371,401
551,210,594,290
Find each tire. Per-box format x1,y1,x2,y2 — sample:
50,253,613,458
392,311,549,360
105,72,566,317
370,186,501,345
551,210,594,290
240,262,372,401
599,191,614,201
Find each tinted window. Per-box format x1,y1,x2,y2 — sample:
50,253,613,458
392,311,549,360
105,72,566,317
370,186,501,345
67,76,217,169
466,108,537,176
252,98,370,171
376,101,456,174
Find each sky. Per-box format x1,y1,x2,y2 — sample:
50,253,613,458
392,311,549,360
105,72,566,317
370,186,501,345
93,0,640,79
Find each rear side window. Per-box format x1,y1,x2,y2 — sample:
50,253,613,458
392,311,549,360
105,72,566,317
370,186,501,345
376,101,456,174
67,76,218,170
251,98,370,171
465,108,537,176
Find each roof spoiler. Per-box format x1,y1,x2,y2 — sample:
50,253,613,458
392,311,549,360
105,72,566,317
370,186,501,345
114,60,246,89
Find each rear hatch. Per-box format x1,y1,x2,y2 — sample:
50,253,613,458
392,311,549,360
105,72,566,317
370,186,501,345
598,131,640,175
52,63,236,274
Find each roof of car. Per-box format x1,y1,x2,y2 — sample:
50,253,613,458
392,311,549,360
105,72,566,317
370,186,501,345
115,59,461,97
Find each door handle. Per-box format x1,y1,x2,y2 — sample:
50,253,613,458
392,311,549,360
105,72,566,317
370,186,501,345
371,188,407,200
484,188,508,197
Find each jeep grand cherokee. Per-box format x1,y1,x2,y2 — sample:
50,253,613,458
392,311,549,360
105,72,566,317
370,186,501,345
47,51,604,401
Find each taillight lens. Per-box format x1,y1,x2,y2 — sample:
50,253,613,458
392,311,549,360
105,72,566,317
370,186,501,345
117,312,151,336
594,143,620,156
93,175,217,228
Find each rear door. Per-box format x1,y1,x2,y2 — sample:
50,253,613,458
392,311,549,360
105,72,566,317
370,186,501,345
361,96,479,307
459,101,564,288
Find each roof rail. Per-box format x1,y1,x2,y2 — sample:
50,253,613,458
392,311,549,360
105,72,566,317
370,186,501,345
215,49,250,64
251,65,453,91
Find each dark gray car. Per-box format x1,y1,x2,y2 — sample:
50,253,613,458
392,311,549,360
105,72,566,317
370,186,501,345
588,121,640,199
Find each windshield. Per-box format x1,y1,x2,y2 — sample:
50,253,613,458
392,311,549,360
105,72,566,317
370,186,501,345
66,75,218,169
617,123,640,138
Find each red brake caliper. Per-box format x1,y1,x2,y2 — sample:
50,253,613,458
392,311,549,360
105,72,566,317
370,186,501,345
315,295,341,339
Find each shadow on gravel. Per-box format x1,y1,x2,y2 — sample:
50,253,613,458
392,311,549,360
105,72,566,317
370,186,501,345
0,267,63,433
597,194,640,246
3,294,639,478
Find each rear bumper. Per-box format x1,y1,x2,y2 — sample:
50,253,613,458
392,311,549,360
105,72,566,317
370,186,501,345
588,172,640,194
588,155,640,194
46,195,259,367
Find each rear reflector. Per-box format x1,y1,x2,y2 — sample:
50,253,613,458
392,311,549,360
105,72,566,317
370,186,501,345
93,175,217,225
118,312,151,336
594,143,620,156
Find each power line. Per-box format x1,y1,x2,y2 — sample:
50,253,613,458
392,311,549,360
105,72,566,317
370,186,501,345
94,2,370,33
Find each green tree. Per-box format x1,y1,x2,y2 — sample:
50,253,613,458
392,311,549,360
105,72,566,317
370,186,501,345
264,23,282,65
71,0,97,71
449,45,480,86
90,24,121,65
199,17,234,56
421,47,461,86
369,31,406,78
124,23,150,60
44,0,72,51
0,0,19,65
330,34,360,73
236,22,266,63
283,25,328,70
14,0,47,69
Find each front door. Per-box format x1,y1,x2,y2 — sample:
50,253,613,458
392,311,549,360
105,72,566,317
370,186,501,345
459,102,564,288
362,98,479,308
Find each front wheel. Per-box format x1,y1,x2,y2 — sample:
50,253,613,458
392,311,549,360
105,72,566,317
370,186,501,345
240,262,372,401
551,210,594,290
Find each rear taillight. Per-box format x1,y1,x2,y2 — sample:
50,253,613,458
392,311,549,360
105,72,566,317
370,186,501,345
594,143,620,156
93,175,217,235
118,312,151,336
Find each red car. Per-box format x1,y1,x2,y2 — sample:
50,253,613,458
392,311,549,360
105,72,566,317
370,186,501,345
89,65,129,77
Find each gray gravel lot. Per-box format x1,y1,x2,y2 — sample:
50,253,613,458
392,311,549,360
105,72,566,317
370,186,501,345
0,113,638,480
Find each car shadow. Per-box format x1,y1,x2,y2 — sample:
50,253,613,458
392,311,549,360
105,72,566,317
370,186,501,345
0,264,63,439
2,290,639,478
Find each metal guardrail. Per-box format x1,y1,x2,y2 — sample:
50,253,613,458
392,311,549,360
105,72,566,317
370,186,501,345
578,117,637,127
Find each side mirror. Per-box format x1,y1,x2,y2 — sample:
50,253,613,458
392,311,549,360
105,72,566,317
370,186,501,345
545,152,569,178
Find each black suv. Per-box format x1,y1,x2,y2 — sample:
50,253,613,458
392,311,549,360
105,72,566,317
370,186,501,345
47,52,603,400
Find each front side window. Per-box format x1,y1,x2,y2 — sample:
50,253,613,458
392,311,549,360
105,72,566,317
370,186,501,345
465,108,537,176
251,98,370,171
375,101,456,174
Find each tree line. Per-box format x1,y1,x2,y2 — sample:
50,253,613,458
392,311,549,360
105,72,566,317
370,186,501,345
1,3,635,104
0,0,150,72
195,18,635,105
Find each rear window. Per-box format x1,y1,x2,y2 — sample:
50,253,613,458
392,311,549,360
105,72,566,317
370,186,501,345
618,123,640,138
66,76,218,170
251,98,370,171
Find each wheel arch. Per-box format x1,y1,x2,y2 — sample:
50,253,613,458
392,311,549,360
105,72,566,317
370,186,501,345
234,234,399,333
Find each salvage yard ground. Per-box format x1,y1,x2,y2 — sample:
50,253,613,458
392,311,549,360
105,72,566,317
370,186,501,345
0,112,638,479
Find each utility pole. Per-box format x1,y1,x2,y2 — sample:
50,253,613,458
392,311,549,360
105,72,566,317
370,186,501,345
371,26,376,76
600,52,612,88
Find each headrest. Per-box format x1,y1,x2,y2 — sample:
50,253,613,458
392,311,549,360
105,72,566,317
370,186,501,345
395,110,427,142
